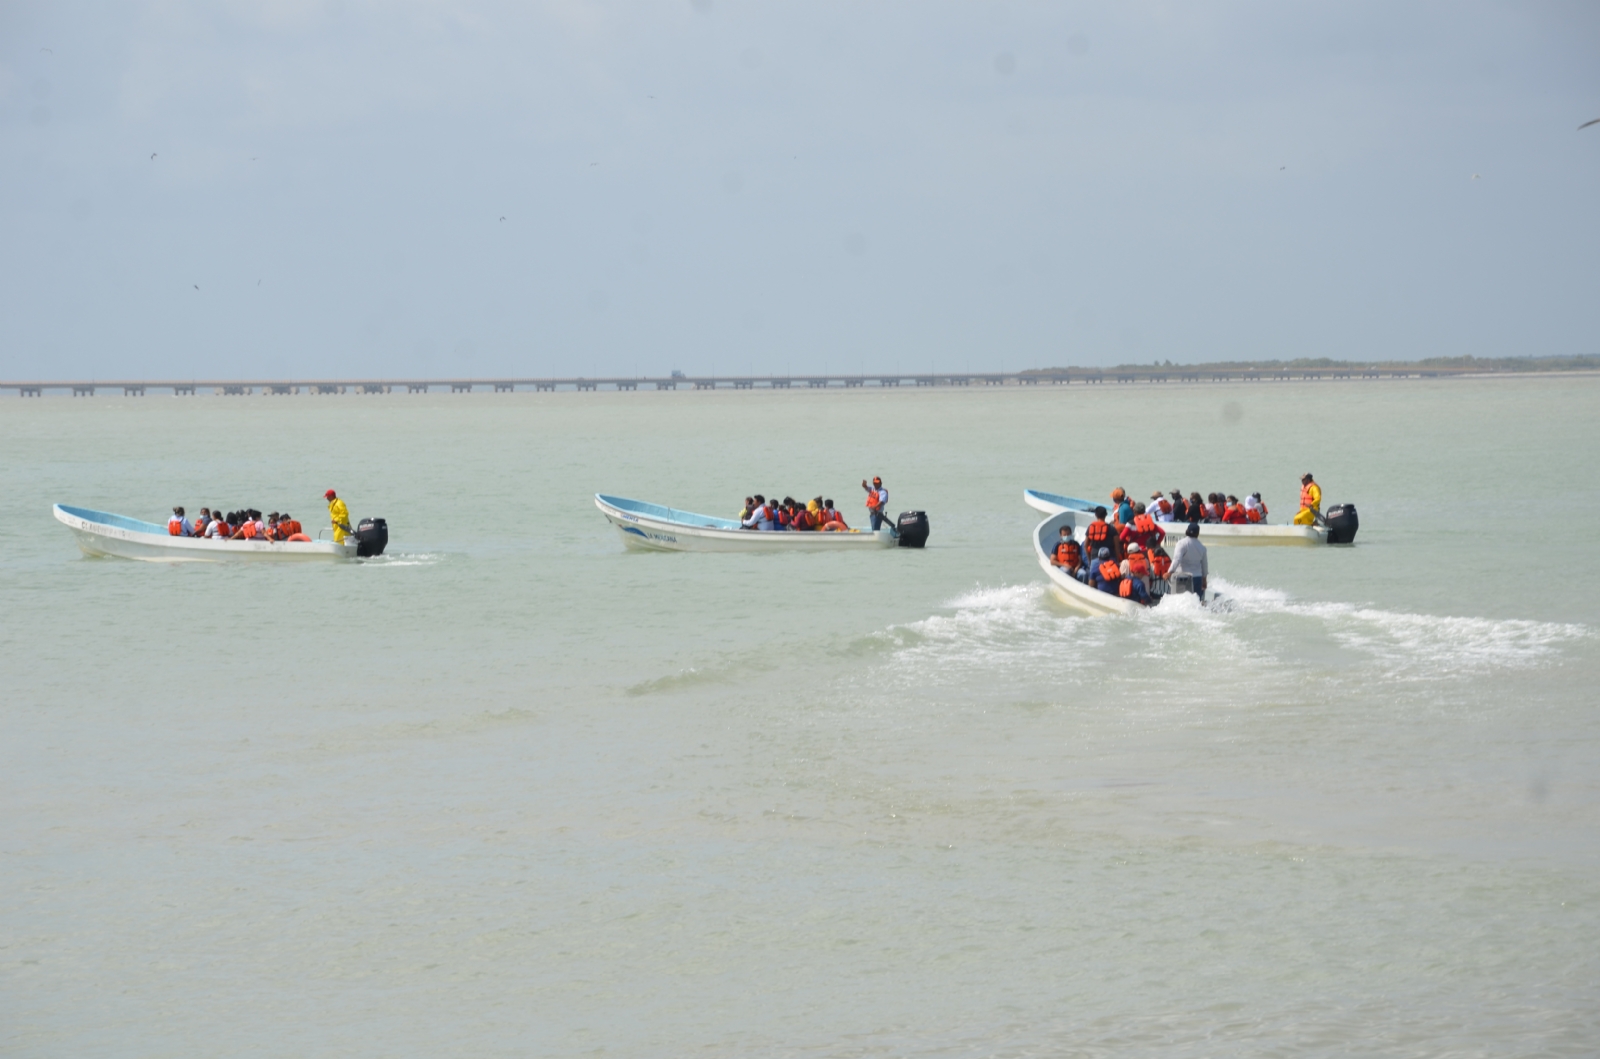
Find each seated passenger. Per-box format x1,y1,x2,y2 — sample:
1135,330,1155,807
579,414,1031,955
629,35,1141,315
1094,548,1123,595
206,510,230,539
1223,496,1248,523
1149,491,1175,522
1148,542,1173,583
1118,572,1151,604
1121,543,1152,595
167,506,193,537
738,497,755,522
279,513,303,538
1244,492,1266,523
1188,492,1206,522
820,499,849,531
1121,510,1166,553
740,495,770,530
1082,506,1121,561
1051,526,1084,576
1170,491,1190,522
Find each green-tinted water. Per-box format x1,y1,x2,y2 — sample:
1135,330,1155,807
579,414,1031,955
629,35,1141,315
4,378,1598,1056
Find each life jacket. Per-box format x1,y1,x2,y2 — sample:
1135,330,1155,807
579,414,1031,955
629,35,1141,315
281,520,302,537
1118,579,1135,598
825,508,841,524
1112,503,1130,527
865,488,883,511
1133,513,1157,536
1084,520,1112,546
1155,498,1172,516
1055,540,1081,567
1224,505,1247,524
1245,508,1263,523
240,521,258,539
1098,559,1121,583
1172,500,1189,521
1300,484,1317,509
1151,552,1172,577
1127,552,1150,578
168,517,185,536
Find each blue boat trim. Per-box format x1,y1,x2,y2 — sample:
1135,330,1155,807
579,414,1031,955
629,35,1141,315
56,504,165,534
596,494,742,530
1024,489,1097,512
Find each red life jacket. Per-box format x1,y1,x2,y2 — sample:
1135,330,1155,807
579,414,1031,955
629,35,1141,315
1224,505,1247,524
1155,498,1172,516
1133,513,1157,536
1245,508,1263,523
1084,520,1112,546
1055,540,1081,567
1127,552,1150,578
1098,559,1121,582
241,521,258,539
1118,579,1135,598
168,517,184,536
1151,552,1172,577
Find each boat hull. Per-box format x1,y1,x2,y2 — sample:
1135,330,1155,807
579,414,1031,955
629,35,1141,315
1025,490,1326,545
54,505,357,562
1033,511,1150,616
596,495,897,552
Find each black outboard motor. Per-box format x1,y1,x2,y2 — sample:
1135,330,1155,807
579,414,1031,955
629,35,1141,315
1324,504,1358,545
354,517,388,557
894,511,930,549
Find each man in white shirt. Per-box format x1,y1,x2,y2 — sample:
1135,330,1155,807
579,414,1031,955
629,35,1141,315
1170,522,1209,603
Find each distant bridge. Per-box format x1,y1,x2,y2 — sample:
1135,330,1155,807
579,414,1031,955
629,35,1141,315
0,366,1535,397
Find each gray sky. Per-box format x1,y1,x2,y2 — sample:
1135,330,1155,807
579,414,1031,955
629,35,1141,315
3,1,1598,380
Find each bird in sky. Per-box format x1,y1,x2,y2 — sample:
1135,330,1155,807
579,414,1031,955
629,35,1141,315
590,162,598,166
250,156,258,161
41,47,53,54
1279,165,1286,170
150,152,157,160
193,284,199,290
499,216,506,222
1472,173,1481,180
1580,118,1600,131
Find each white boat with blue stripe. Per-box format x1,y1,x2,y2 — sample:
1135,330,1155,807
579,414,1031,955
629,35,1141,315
595,494,899,552
1023,488,1345,546
53,505,357,562
1022,489,1098,516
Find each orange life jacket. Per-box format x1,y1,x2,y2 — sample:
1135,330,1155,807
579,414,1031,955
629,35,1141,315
1055,540,1081,567
1245,508,1263,523
1133,513,1157,536
1151,552,1172,577
1155,498,1172,516
240,521,258,539
281,520,302,537
865,488,883,511
1098,559,1121,582
1118,579,1135,598
1127,552,1150,578
1084,520,1112,546
168,517,184,536
1224,505,1247,524
1300,484,1315,508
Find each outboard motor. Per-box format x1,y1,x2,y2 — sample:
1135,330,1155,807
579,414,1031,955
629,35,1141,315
354,517,388,557
894,511,930,549
1324,504,1358,545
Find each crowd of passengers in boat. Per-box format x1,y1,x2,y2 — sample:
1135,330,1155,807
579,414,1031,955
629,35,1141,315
164,506,312,542
735,495,855,532
1047,487,1237,606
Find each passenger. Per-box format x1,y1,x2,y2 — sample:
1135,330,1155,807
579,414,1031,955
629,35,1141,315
820,499,850,531
1148,542,1174,581
1188,492,1206,522
1170,490,1191,522
738,497,755,522
1243,492,1267,523
1207,493,1227,522
1093,547,1123,595
279,513,303,538
1109,488,1132,527
1149,491,1175,522
1293,473,1322,526
861,476,889,531
191,508,211,536
1170,522,1209,603
1051,525,1084,577
265,513,282,540
1223,495,1248,524
1082,506,1121,562
1121,509,1166,553
1118,573,1151,605
740,495,769,530
325,489,353,544
167,506,192,537
230,510,259,540
1121,542,1152,596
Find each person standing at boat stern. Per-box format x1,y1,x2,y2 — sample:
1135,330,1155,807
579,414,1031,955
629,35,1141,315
325,489,353,543
1170,522,1209,602
862,476,889,531
1293,473,1322,526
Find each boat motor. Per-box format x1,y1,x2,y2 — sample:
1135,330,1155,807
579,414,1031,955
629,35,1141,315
894,510,930,549
1323,504,1358,545
354,517,388,557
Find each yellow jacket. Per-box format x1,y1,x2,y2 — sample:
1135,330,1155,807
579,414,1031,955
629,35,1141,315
328,497,352,542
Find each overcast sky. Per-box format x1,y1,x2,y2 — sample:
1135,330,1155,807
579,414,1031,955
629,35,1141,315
3,1,1598,380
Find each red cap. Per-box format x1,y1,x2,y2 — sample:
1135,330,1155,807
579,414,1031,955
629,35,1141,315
324,489,337,498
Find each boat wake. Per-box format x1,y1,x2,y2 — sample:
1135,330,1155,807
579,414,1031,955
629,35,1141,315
359,552,446,567
877,581,1589,691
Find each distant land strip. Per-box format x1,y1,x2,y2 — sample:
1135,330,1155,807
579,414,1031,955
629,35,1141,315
5,355,1596,397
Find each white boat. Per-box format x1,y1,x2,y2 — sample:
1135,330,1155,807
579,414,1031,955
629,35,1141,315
1023,488,1332,545
596,494,902,552
1032,510,1211,616
54,504,358,562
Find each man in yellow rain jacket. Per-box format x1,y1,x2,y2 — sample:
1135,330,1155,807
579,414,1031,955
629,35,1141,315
1292,473,1322,526
325,489,353,543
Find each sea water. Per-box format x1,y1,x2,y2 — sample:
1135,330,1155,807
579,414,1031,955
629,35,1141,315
2,378,1597,1057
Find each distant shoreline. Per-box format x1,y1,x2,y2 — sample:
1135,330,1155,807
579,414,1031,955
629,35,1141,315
4,361,1597,397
